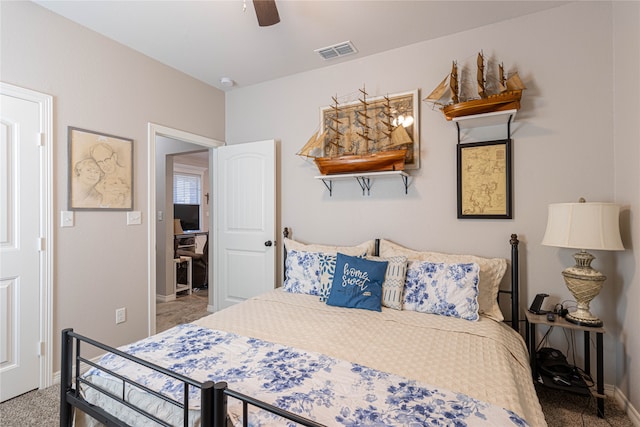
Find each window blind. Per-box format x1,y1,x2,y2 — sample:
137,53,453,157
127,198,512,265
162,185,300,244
173,173,201,204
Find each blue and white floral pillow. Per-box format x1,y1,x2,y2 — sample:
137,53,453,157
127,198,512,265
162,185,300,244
403,260,480,321
318,253,337,302
283,249,322,295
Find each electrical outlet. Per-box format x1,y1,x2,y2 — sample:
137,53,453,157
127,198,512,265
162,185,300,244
115,307,126,324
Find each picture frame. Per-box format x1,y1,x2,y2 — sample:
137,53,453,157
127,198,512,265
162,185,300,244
320,89,420,170
457,139,512,219
68,126,133,211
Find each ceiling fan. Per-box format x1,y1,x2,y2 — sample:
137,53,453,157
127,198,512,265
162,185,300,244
252,0,280,27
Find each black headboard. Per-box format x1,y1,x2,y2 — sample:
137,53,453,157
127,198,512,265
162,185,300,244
282,228,520,332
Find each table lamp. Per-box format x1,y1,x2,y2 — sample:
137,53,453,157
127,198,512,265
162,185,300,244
541,198,624,327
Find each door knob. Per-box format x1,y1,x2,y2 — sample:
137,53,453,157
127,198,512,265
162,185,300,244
264,240,273,247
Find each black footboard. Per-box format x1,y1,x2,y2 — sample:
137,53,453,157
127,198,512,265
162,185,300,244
60,329,325,427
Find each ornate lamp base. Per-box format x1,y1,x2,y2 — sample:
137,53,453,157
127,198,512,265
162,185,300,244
566,312,603,327
562,250,605,328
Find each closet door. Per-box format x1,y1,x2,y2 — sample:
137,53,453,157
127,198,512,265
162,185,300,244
0,83,52,401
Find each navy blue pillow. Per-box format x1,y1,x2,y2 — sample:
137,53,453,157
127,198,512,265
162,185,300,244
326,253,388,312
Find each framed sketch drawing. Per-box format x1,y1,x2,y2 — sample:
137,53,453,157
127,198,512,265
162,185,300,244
457,139,512,219
320,89,420,170
68,127,133,210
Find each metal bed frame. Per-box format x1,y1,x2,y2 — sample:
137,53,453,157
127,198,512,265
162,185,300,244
60,231,520,426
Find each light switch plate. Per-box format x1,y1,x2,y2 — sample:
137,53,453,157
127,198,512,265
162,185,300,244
127,211,142,225
61,211,74,227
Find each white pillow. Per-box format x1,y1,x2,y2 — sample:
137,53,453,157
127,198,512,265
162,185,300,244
284,237,375,257
367,255,408,310
379,239,507,322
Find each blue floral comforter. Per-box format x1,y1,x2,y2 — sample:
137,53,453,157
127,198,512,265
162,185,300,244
85,324,528,426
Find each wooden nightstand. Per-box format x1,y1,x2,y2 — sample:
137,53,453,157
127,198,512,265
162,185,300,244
525,310,605,418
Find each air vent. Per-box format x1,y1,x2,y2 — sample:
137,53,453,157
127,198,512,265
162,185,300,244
315,41,358,60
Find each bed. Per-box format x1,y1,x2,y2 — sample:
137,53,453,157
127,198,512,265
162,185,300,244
61,230,546,426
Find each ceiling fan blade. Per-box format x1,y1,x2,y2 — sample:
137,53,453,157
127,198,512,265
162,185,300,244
253,0,280,27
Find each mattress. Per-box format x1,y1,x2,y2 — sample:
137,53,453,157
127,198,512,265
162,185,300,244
194,289,545,426
77,289,546,426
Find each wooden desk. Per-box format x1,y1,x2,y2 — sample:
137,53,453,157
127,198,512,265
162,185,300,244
174,231,208,256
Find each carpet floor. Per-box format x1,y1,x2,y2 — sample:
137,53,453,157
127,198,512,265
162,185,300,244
1,383,634,426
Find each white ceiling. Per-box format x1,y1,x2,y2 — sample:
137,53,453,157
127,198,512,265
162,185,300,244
35,1,566,91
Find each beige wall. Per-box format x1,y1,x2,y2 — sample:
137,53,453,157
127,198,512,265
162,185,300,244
612,1,640,413
0,1,225,366
226,1,640,413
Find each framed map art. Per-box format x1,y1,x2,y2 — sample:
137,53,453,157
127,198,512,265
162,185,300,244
457,139,512,219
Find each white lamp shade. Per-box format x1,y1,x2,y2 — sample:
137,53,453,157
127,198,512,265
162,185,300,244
542,202,624,251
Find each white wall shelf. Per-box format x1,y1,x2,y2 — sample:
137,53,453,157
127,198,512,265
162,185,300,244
453,109,516,143
314,170,409,196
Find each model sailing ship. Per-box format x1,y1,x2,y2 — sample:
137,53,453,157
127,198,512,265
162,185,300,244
424,51,526,121
298,87,412,175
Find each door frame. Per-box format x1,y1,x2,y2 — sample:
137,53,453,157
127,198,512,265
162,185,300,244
147,123,223,336
0,82,53,390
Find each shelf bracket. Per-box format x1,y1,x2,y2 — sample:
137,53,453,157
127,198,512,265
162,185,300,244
315,171,409,197
320,178,333,196
355,177,372,196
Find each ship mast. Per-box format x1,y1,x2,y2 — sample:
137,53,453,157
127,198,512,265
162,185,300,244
498,62,507,92
477,51,486,98
381,95,393,139
356,86,374,154
325,95,343,157
450,61,459,104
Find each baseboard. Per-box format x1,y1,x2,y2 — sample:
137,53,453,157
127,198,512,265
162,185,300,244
156,293,176,303
207,304,215,313
611,385,640,426
51,353,103,386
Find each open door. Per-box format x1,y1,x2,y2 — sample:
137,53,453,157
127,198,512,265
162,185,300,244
214,140,276,311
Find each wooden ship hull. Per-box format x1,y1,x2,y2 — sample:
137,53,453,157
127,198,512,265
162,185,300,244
314,148,407,175
442,90,522,121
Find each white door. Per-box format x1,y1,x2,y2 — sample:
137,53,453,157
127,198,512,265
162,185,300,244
215,140,276,311
0,84,51,401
